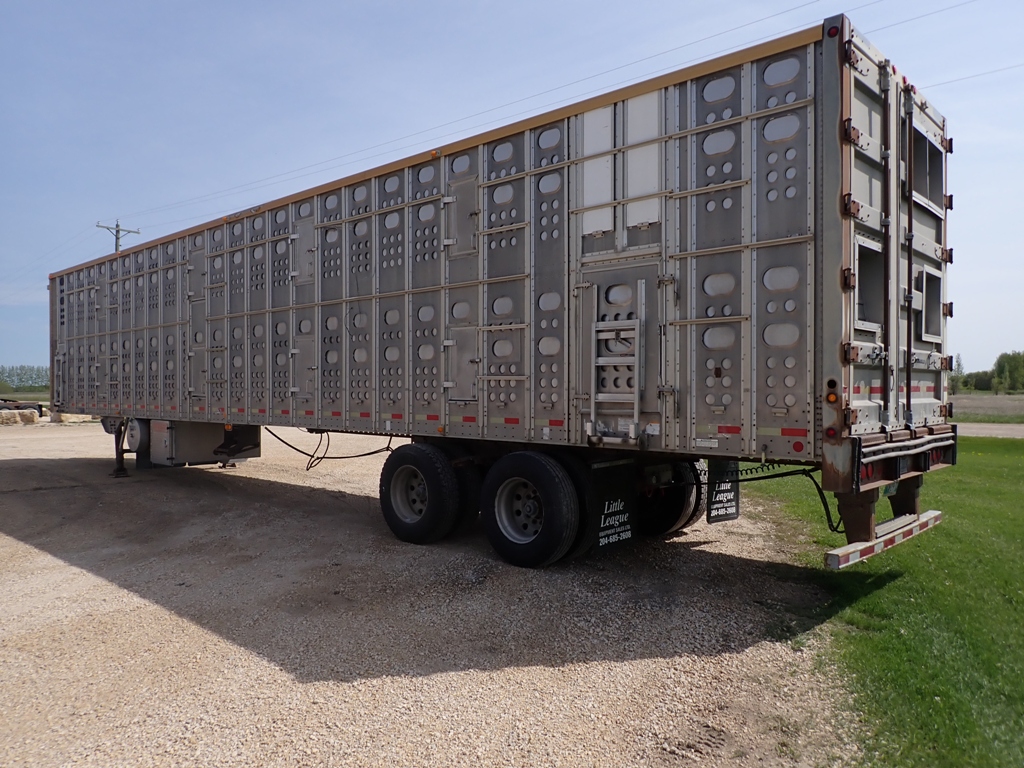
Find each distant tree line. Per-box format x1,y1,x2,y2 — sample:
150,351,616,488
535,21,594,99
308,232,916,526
0,365,50,391
955,351,1024,394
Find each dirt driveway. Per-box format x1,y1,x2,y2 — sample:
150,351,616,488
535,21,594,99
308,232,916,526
0,423,857,767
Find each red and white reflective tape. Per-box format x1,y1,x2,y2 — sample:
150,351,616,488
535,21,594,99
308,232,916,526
825,510,942,570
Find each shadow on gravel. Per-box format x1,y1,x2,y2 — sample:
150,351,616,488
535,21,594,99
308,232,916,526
0,457,898,682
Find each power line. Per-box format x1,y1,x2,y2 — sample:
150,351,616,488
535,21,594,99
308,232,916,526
921,61,1024,89
103,0,824,223
864,0,977,33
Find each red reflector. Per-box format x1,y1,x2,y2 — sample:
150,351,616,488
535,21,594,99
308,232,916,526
331,411,341,417
792,441,805,453
462,416,477,423
825,426,838,438
781,428,808,437
426,414,439,421
258,409,266,414
305,410,314,416
718,425,741,434
391,413,402,420
504,417,519,425
549,419,564,427
281,409,289,415
359,411,370,418
827,25,840,38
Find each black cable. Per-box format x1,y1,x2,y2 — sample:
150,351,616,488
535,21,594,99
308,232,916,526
264,427,393,470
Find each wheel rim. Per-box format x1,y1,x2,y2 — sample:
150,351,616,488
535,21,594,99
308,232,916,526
495,477,543,544
392,465,428,524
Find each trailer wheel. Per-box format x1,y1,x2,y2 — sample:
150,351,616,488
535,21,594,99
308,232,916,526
677,460,707,530
481,452,579,568
636,461,705,536
434,442,484,533
379,443,460,544
555,452,601,560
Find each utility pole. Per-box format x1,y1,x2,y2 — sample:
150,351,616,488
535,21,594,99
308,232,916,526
96,219,141,253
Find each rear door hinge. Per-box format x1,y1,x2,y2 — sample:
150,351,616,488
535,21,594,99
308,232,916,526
843,193,863,219
941,355,953,371
942,301,953,318
844,407,859,426
940,247,953,264
842,267,857,291
844,342,861,364
944,194,954,210
843,118,863,148
844,41,861,67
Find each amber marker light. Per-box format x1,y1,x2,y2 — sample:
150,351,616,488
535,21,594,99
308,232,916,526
826,392,839,404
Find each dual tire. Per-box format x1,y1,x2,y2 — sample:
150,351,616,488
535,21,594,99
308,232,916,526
379,446,580,568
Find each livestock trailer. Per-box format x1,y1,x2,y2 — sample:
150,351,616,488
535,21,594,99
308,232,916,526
50,15,956,568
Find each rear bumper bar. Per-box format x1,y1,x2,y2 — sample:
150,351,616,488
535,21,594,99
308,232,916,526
825,509,942,569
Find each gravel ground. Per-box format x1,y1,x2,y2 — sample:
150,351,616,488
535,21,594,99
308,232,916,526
0,423,858,767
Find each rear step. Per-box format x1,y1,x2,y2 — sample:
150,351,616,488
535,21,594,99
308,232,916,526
825,510,942,570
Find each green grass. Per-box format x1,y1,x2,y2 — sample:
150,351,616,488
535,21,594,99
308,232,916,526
749,437,1024,767
1,392,50,403
953,413,1024,424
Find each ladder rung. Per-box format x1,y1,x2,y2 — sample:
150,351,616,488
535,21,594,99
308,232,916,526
596,357,636,366
594,320,637,331
595,393,635,403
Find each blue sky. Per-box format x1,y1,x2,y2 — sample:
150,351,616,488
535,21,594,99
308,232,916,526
1,0,1020,372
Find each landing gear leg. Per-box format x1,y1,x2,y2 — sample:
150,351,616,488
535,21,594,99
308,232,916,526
111,418,129,479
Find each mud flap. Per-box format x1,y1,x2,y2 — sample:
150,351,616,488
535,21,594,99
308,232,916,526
589,460,637,549
706,459,740,523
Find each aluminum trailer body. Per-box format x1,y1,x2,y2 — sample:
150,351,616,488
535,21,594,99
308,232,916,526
50,16,956,567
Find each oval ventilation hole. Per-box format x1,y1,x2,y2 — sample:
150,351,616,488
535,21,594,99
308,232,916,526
252,354,264,367
417,305,435,323
492,340,514,358
252,245,264,260
492,296,514,316
538,291,561,311
702,272,736,297
492,142,514,163
762,114,801,143
702,326,737,350
538,337,561,356
384,309,400,325
451,154,471,174
702,75,736,103
605,284,633,306
702,129,736,156
763,57,801,87
417,344,435,361
492,184,514,205
252,324,264,338
417,165,435,184
384,176,400,194
299,319,312,334
353,348,368,364
762,265,801,291
275,210,287,224
275,322,287,336
232,327,243,340
384,346,400,362
325,228,339,243
418,203,436,222
384,212,400,230
538,127,561,149
451,301,471,320
352,312,368,328
326,350,339,365
538,172,561,195
354,220,368,237
325,316,339,331
232,356,243,369
762,323,801,347
352,185,368,203
298,201,312,218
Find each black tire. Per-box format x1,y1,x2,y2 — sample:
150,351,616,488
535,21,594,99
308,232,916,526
379,443,460,544
481,451,579,568
677,460,707,530
555,452,601,560
436,442,484,533
636,461,704,536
